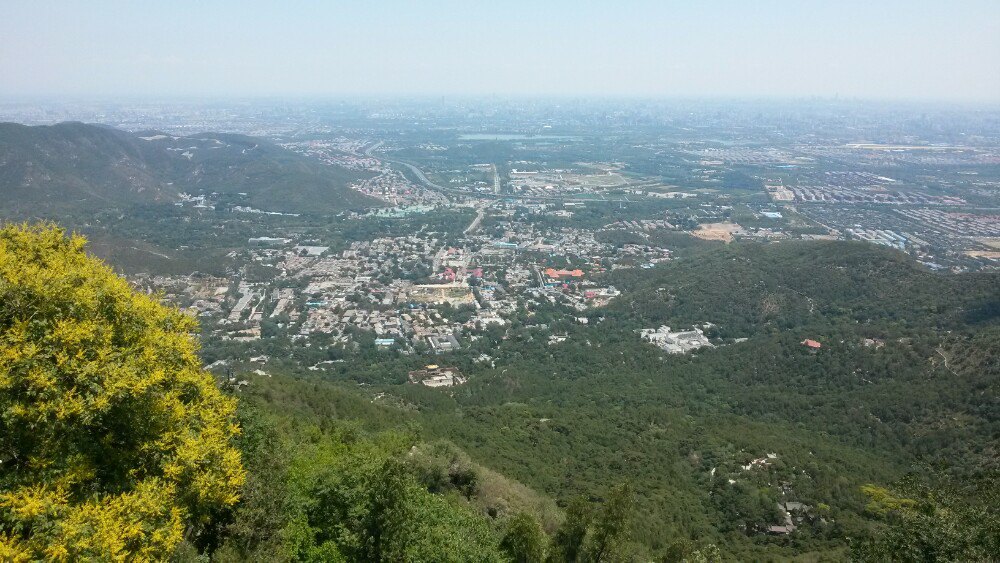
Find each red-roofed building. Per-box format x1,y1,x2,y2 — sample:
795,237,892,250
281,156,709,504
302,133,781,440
802,339,822,349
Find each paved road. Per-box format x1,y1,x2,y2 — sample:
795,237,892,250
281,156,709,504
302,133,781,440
432,246,446,272
464,208,485,234
533,266,546,287
363,140,383,157
395,160,449,191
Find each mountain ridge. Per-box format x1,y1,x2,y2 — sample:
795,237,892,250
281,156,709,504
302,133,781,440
0,121,379,215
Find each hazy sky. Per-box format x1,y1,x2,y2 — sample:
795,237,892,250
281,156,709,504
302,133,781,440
2,0,998,101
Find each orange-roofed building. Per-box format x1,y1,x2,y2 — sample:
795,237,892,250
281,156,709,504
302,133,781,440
802,339,822,349
544,268,584,279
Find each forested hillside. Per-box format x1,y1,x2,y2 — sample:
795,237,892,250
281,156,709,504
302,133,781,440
607,240,998,335
188,239,998,560
0,122,376,215
250,240,995,560
388,243,1000,558
2,225,996,560
0,225,639,562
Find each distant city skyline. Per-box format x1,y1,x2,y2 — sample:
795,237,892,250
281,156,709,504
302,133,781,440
2,0,998,101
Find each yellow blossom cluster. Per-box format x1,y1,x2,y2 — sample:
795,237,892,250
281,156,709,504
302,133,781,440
0,224,244,560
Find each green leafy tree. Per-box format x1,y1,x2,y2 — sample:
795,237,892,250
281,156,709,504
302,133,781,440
359,459,413,561
500,512,547,563
297,441,507,561
584,483,635,562
684,544,722,563
661,540,723,563
211,403,292,560
853,477,1000,562
0,224,244,560
549,486,635,563
551,496,593,562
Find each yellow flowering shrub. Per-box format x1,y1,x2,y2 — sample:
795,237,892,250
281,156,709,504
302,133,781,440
0,223,245,560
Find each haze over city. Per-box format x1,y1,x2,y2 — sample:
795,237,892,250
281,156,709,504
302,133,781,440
2,2,1000,561
2,0,999,101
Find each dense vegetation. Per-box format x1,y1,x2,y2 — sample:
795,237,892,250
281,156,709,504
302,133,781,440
0,225,641,561
2,225,996,560
197,375,650,561
229,240,997,560
396,242,997,559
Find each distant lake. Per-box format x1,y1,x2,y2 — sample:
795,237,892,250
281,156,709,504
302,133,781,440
458,133,580,141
